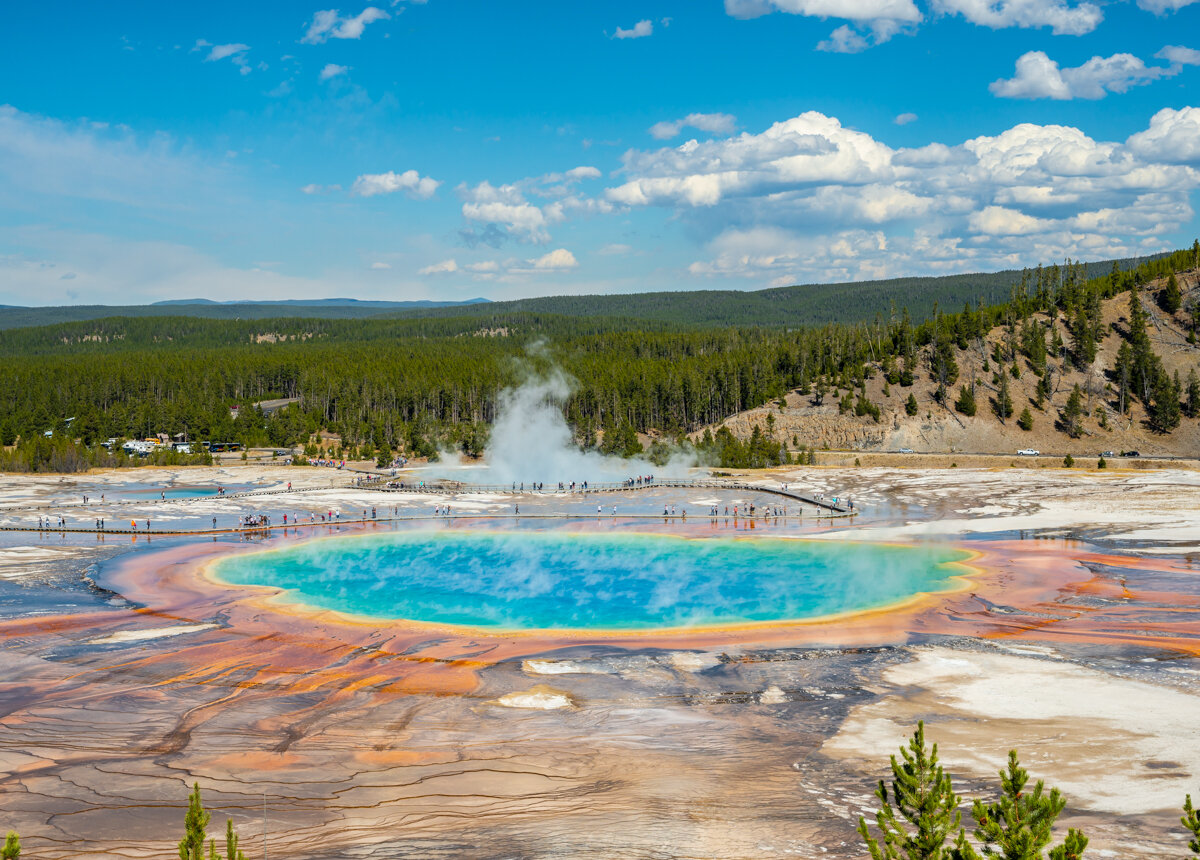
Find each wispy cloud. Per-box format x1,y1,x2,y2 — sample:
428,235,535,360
649,112,738,140
318,63,350,81
613,20,653,39
725,0,921,51
301,7,391,44
1138,0,1200,12
193,39,253,75
932,0,1103,36
418,249,578,279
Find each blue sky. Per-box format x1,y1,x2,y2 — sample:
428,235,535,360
3,0,1200,305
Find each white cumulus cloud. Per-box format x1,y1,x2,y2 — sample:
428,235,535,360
455,177,584,244
352,169,440,199
990,48,1195,100
302,7,390,44
602,106,1200,285
418,259,459,275
461,201,550,242
528,248,578,270
1127,106,1200,164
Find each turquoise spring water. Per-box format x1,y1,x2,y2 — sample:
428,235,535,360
212,531,971,630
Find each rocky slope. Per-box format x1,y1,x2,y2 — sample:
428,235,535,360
706,273,1200,457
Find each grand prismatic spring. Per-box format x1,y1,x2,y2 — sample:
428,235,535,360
211,531,972,630
1,463,1200,858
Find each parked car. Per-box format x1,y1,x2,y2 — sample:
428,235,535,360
1017,448,1040,456
1121,450,1140,457
1100,451,1114,457
897,448,915,454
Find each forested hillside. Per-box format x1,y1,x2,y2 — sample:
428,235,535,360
386,256,1163,328
0,248,1197,471
0,253,1164,331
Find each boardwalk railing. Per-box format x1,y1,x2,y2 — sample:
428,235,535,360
0,475,852,520
359,476,851,513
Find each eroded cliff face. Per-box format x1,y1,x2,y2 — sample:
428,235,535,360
716,408,891,451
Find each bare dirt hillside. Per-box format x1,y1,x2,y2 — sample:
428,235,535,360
706,273,1200,458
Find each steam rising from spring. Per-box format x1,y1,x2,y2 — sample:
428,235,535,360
455,347,696,484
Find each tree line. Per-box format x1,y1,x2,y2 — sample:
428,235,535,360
0,246,1196,471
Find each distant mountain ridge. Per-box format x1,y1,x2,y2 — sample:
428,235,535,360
151,297,490,308
0,253,1166,331
0,298,491,330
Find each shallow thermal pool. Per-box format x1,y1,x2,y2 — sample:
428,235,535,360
212,531,972,630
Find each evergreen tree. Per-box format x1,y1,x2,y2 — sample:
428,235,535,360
1034,373,1050,410
993,373,1013,422
956,384,977,417
1059,385,1085,438
1,832,18,860
857,721,969,860
906,393,919,416
1020,319,1047,375
1149,371,1182,434
1114,342,1132,415
180,783,211,860
1183,794,1200,855
1069,303,1095,369
814,376,828,405
959,750,1088,860
1018,408,1034,431
1162,273,1182,314
225,818,246,860
1186,369,1200,419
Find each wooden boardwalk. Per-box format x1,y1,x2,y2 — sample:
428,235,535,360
0,476,853,536
360,477,853,513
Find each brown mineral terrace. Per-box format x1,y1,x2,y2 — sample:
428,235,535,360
0,465,1198,858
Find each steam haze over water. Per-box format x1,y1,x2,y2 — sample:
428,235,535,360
214,531,970,630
